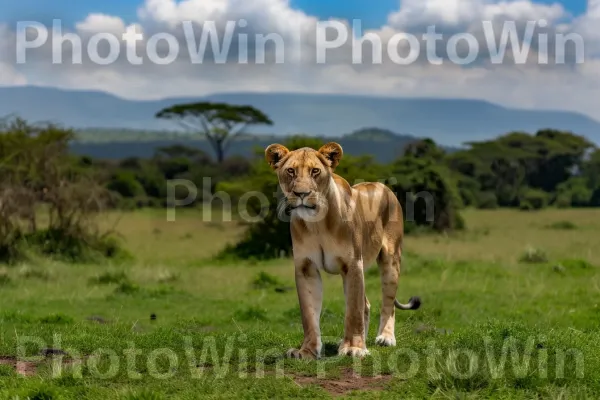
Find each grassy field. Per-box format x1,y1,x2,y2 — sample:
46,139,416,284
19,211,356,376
1,208,600,399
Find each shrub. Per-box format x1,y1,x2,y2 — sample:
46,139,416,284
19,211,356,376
390,154,465,232
39,313,74,324
114,281,141,295
0,364,15,377
88,271,129,286
454,175,481,207
476,191,499,209
18,266,51,281
554,194,572,209
519,247,548,264
559,259,594,270
234,306,268,321
590,188,600,207
546,221,577,230
252,271,282,289
0,270,11,286
26,387,60,400
124,390,165,400
0,117,128,264
519,189,549,211
555,177,593,207
107,171,146,198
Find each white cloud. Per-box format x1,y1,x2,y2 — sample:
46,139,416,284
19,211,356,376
0,63,27,86
3,0,600,123
572,1,600,56
137,0,316,37
388,0,566,30
76,14,128,35
0,24,27,85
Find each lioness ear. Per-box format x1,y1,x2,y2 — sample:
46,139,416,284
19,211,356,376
318,142,343,170
265,144,290,170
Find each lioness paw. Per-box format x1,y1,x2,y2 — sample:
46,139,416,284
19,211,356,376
338,346,370,358
375,335,396,347
286,348,319,360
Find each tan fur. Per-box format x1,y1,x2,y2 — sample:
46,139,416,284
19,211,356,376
265,142,420,359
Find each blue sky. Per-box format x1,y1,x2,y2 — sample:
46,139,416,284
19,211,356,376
1,0,589,29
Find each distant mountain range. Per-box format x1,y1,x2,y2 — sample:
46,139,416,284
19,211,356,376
1,86,599,147
70,128,434,163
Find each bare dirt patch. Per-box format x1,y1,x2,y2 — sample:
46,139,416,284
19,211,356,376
292,368,393,397
0,356,37,377
0,351,86,377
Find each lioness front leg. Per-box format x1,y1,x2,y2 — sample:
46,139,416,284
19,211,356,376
339,260,369,358
287,259,323,360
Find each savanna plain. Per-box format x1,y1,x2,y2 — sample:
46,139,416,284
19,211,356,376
1,208,600,399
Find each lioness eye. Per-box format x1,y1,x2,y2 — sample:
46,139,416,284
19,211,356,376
287,168,295,175
312,168,320,175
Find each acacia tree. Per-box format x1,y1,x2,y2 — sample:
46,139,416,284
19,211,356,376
155,102,273,163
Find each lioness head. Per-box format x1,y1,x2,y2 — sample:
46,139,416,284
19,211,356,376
265,142,343,219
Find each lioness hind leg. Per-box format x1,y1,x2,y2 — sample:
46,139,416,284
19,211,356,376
375,250,400,347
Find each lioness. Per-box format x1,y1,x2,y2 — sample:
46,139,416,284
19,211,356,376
265,142,421,359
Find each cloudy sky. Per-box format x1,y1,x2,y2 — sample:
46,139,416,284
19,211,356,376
1,0,599,120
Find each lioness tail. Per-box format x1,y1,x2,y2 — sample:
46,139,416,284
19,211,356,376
394,296,421,310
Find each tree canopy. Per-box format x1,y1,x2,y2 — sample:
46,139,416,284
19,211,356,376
156,102,273,163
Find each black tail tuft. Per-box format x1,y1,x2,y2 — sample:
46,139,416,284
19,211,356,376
409,296,421,310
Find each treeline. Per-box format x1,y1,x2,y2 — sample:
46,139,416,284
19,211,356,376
98,129,600,212
447,130,600,209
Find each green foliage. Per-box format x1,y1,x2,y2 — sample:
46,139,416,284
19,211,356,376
234,306,268,321
0,364,16,377
558,258,594,270
23,228,130,263
449,129,596,208
0,117,127,264
546,221,578,230
475,191,499,209
582,149,600,190
0,270,11,286
555,177,592,207
252,271,282,289
591,187,600,207
519,246,548,264
519,188,549,211
39,313,74,324
114,281,141,295
124,390,165,400
403,137,446,159
88,271,130,286
107,170,146,198
390,140,465,232
156,102,273,163
27,387,59,400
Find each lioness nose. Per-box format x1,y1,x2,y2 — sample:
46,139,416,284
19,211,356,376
293,190,311,199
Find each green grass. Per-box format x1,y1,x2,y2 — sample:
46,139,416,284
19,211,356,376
1,208,600,398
